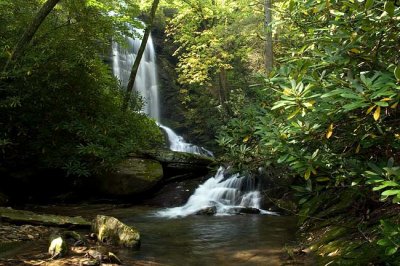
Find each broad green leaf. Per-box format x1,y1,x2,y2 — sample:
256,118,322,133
321,90,342,98
365,0,374,10
384,1,395,16
343,102,368,111
375,101,389,107
340,93,363,100
381,189,400,196
377,239,390,246
385,246,398,256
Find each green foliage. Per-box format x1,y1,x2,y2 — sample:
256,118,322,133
215,0,399,262
377,219,400,257
365,158,400,204
0,0,163,177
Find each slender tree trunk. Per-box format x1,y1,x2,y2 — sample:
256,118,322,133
218,68,231,117
3,0,61,71
123,0,160,110
265,0,273,73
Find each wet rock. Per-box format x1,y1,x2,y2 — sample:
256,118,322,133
231,207,261,215
86,249,103,260
95,158,163,196
63,231,85,246
107,251,122,264
80,259,100,266
92,215,140,248
137,149,215,179
195,206,217,216
48,236,68,258
0,207,90,228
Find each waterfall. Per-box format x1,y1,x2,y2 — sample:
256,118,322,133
112,28,160,120
156,167,276,218
112,27,271,218
112,26,212,157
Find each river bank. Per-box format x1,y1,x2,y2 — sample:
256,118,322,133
0,204,313,265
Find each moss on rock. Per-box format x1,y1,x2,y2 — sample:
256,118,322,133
92,215,140,248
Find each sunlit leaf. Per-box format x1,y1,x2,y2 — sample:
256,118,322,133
373,106,381,121
366,105,375,115
326,123,333,139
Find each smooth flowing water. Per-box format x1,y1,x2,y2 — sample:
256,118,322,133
119,207,297,266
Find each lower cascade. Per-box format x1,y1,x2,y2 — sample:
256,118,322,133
156,167,276,218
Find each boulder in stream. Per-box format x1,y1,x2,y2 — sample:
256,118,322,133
95,158,163,196
195,206,217,216
92,215,140,248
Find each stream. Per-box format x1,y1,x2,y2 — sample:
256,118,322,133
115,207,297,265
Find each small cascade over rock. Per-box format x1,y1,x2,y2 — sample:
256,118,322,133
112,26,212,157
156,167,276,218
158,124,214,157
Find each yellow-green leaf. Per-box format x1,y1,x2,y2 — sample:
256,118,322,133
395,66,400,80
373,106,381,121
243,135,250,143
350,48,361,54
391,102,398,109
326,123,334,139
304,168,311,180
356,143,361,154
366,105,375,115
316,177,330,182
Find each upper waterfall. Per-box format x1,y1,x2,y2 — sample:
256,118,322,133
112,28,160,121
112,26,213,157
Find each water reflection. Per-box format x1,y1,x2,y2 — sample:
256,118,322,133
121,209,297,265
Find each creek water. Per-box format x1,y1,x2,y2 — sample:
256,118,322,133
118,207,297,266
108,26,297,265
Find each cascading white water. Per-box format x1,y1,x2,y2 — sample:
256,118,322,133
156,167,276,218
112,28,160,120
112,26,271,217
158,124,214,157
112,26,212,157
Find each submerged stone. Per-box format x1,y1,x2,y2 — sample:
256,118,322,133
91,215,140,248
195,206,217,216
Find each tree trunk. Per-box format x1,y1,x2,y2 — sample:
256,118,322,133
218,68,231,117
265,0,273,73
123,0,160,110
3,0,61,71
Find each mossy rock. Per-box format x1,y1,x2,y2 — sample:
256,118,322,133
96,158,163,196
0,207,90,228
92,215,140,248
48,236,68,258
135,149,215,179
